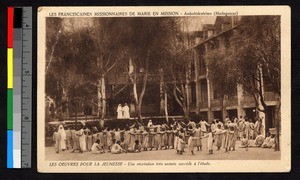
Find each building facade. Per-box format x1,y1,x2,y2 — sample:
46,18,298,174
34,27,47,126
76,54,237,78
186,16,279,135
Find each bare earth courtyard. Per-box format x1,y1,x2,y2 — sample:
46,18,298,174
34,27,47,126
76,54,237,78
45,140,280,161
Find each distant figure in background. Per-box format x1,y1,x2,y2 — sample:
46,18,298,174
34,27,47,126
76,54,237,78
224,116,230,124
233,116,238,124
117,104,123,119
199,119,209,133
187,119,196,129
147,120,153,127
123,103,130,119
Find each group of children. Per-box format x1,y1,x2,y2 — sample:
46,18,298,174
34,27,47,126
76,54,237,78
52,116,274,155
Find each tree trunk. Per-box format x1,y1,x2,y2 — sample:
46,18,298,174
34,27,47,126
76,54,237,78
135,105,143,124
185,74,190,114
97,80,102,118
183,107,189,119
160,77,164,115
101,75,106,120
275,96,281,151
221,95,227,121
97,75,106,120
132,79,141,123
184,63,190,119
132,77,143,124
173,84,189,119
130,52,149,124
164,91,169,124
183,86,189,119
74,103,78,129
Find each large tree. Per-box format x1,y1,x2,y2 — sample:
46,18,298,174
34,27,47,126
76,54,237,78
90,18,128,119
46,19,97,124
205,37,239,119
123,17,183,123
167,18,195,119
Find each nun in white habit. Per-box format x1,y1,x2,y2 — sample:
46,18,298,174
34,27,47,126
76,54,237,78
58,125,67,151
117,104,123,119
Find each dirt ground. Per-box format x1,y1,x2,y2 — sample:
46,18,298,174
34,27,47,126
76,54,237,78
45,140,280,161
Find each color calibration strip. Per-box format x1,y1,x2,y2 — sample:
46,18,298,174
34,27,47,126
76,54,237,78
7,6,14,169
7,7,32,168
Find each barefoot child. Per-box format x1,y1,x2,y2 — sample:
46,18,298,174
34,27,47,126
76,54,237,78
223,124,229,152
166,127,174,149
178,135,186,155
194,124,202,151
142,128,149,151
174,132,179,154
214,124,224,150
228,126,236,151
202,126,214,154
187,133,199,155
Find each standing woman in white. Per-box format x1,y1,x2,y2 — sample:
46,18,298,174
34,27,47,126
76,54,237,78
58,125,67,151
123,103,130,119
117,104,123,119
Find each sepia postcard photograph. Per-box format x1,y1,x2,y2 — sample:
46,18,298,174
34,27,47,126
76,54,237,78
37,6,291,173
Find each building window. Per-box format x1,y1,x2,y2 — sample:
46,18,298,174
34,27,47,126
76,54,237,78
200,59,206,69
200,79,208,102
190,82,196,103
191,61,195,74
213,111,222,121
213,90,220,99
